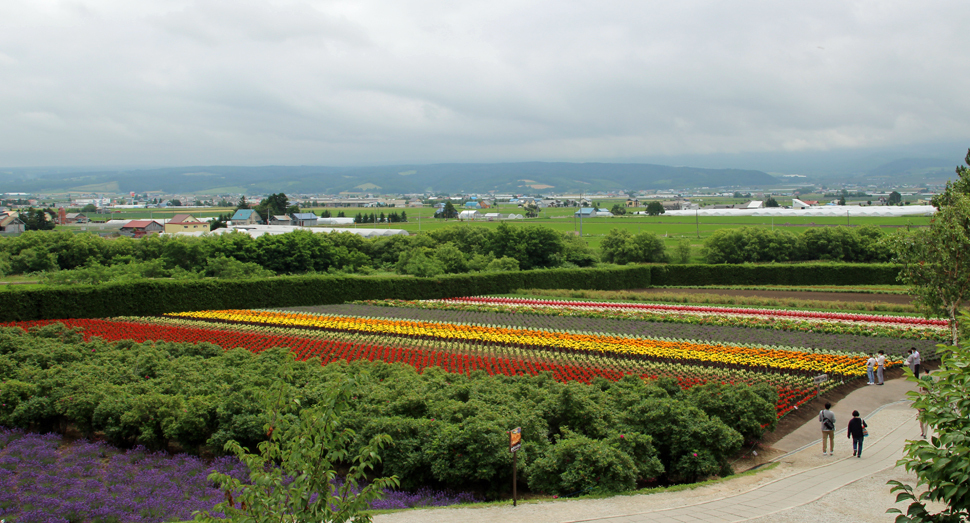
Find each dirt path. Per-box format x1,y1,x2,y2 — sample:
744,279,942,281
634,288,914,305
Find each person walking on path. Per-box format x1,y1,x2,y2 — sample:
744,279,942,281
866,353,877,385
876,350,887,385
847,410,867,458
905,348,921,379
819,402,837,455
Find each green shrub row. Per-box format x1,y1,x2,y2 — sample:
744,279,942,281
0,324,776,496
0,263,901,322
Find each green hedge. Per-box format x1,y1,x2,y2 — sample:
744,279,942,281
0,263,901,322
0,265,653,321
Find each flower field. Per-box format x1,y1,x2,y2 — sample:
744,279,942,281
360,298,948,344
447,296,947,327
5,295,918,420
0,428,476,522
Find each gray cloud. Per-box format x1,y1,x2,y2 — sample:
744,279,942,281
1,0,969,166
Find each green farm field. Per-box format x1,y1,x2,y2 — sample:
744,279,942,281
74,203,931,252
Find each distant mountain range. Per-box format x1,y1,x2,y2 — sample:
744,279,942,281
0,162,778,195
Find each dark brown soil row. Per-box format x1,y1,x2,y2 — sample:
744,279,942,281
637,288,914,305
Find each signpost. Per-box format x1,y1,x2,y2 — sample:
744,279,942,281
509,427,522,506
813,373,829,397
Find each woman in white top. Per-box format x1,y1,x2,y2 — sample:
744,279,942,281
876,351,887,385
866,353,877,385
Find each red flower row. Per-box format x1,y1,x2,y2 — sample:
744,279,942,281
3,319,816,417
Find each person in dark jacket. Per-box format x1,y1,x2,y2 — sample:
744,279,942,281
847,410,868,458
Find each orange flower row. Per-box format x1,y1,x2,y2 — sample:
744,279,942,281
168,309,873,376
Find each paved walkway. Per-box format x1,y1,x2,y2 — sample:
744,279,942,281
565,406,917,522
375,377,921,523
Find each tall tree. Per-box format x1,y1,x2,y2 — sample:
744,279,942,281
645,201,665,216
256,193,293,223
890,192,970,345
932,148,970,208
888,191,902,205
22,207,55,231
765,197,780,208
440,202,458,219
888,324,970,522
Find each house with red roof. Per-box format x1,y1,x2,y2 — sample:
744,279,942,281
120,220,163,238
163,213,209,234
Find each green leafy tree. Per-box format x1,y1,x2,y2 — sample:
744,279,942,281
484,256,519,272
889,191,903,205
703,227,799,264
765,197,780,208
210,212,233,231
22,208,55,231
438,202,458,219
675,238,692,264
523,201,539,218
889,193,970,345
645,201,665,216
931,149,970,208
434,242,467,274
600,229,668,264
488,223,566,270
395,248,445,277
610,204,627,216
888,322,970,522
81,203,99,213
194,378,398,523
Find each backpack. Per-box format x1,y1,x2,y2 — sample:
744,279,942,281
821,411,835,431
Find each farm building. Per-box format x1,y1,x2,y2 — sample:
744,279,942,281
662,205,937,217
120,220,164,238
184,225,408,239
0,212,25,235
290,213,319,227
163,214,209,234
230,209,263,225
316,217,356,225
574,208,612,217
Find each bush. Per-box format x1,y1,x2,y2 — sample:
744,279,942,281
0,325,762,497
527,429,641,495
600,229,669,264
685,383,777,441
703,226,893,264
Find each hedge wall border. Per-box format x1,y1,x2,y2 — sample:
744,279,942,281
0,263,901,322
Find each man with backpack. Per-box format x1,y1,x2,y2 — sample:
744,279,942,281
820,402,836,455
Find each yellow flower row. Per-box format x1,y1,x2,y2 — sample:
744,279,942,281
169,309,873,376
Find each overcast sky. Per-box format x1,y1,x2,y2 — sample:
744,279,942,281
2,0,969,167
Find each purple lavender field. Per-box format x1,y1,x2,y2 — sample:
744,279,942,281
0,429,478,522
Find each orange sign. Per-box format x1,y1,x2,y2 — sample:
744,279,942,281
510,427,522,452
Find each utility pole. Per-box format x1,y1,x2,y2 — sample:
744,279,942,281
695,209,700,239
